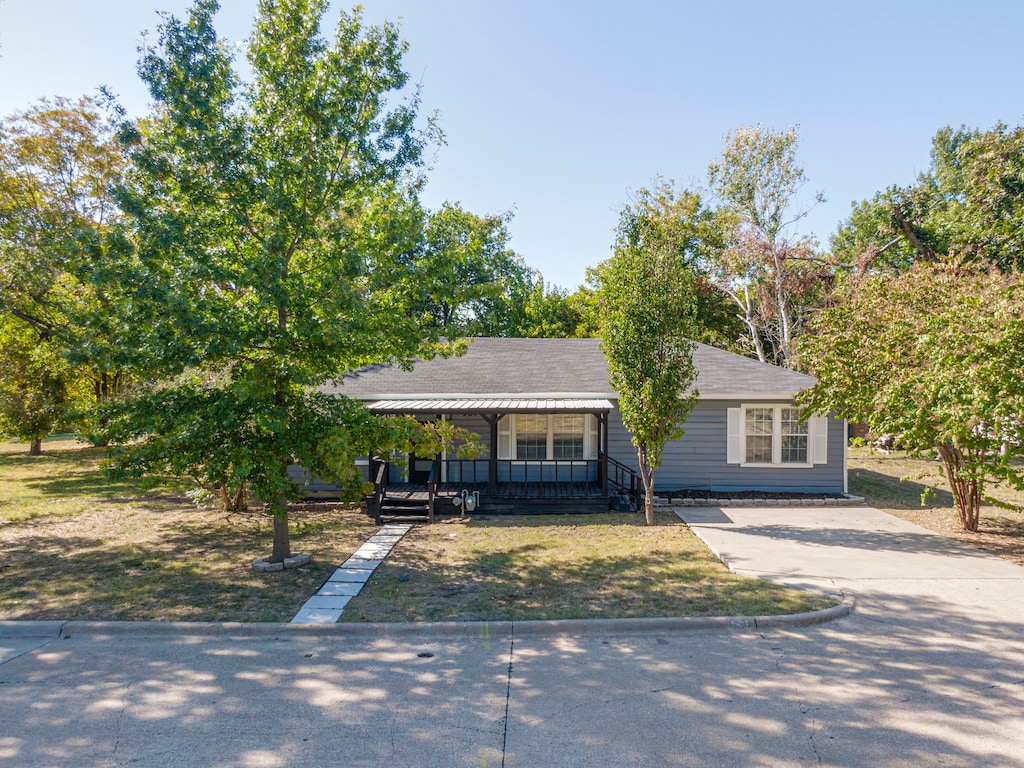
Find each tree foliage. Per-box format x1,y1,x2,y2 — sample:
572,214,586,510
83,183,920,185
706,125,830,366
102,0,471,561
0,314,78,454
412,202,534,337
0,96,128,448
832,123,1024,274
101,373,467,511
0,96,123,337
596,183,705,525
797,262,1024,532
508,280,597,339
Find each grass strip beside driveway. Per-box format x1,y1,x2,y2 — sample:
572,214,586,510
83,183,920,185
342,512,833,623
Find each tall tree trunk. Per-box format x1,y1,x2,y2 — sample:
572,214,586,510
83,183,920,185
271,505,291,563
270,288,292,563
29,439,42,456
638,446,656,526
937,442,981,532
720,285,768,363
232,481,248,511
773,251,792,367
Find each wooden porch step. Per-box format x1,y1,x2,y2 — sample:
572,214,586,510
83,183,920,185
381,499,430,509
378,514,429,523
376,495,430,524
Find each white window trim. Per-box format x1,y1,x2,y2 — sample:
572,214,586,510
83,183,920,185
498,414,596,461
727,404,827,468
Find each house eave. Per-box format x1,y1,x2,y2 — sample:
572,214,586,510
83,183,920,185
366,397,615,415
348,392,617,401
346,391,809,402
698,391,810,401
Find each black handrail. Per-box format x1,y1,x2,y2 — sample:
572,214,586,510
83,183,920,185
427,458,439,524
438,457,487,486
370,459,387,524
606,455,642,509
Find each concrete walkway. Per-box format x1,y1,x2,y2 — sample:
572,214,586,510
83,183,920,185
291,524,412,623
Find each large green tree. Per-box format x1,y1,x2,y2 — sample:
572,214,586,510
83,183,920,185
590,180,747,352
0,96,128,447
832,123,1024,274
514,280,590,338
797,262,1024,532
104,0,467,562
596,183,706,525
0,313,77,454
412,202,534,337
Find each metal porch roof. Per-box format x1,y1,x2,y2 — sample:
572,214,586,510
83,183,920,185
367,398,614,414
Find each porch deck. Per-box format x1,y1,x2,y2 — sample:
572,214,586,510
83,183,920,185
385,480,607,501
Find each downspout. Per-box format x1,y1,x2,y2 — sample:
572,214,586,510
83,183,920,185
843,417,849,495
601,412,609,498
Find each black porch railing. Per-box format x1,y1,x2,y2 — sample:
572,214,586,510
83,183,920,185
606,455,642,509
368,455,627,516
368,458,387,524
439,457,599,486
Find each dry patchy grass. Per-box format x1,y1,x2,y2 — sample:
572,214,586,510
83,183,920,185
848,446,1024,567
2,438,835,623
0,439,377,621
343,511,833,623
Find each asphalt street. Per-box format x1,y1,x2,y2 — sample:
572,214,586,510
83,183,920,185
2,505,1023,767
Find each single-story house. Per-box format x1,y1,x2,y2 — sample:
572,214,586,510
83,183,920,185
308,337,846,520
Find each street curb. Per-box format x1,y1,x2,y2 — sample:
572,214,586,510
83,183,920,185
0,621,65,638
1,600,851,641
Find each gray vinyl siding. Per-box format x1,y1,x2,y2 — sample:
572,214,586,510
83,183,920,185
287,459,369,494
607,400,846,494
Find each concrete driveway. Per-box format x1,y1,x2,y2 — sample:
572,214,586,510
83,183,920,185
678,504,1024,625
2,505,1024,767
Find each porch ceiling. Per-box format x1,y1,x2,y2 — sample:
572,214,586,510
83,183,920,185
366,398,614,415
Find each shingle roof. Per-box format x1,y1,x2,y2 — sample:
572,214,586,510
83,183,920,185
328,338,814,400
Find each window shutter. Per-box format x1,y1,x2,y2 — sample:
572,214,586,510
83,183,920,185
498,415,512,460
811,415,829,465
727,408,742,464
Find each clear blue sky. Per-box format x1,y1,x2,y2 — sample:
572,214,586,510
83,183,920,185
2,1,1023,289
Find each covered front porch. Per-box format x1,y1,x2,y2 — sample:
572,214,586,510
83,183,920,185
365,398,641,522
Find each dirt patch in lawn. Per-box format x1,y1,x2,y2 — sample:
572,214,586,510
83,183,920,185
848,446,1024,567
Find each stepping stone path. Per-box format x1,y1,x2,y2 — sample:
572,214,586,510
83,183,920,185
290,524,412,624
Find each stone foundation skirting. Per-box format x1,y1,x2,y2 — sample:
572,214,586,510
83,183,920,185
648,494,865,509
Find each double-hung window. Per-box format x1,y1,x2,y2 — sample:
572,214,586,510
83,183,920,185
727,405,826,467
498,414,596,460
552,415,585,459
514,415,548,460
